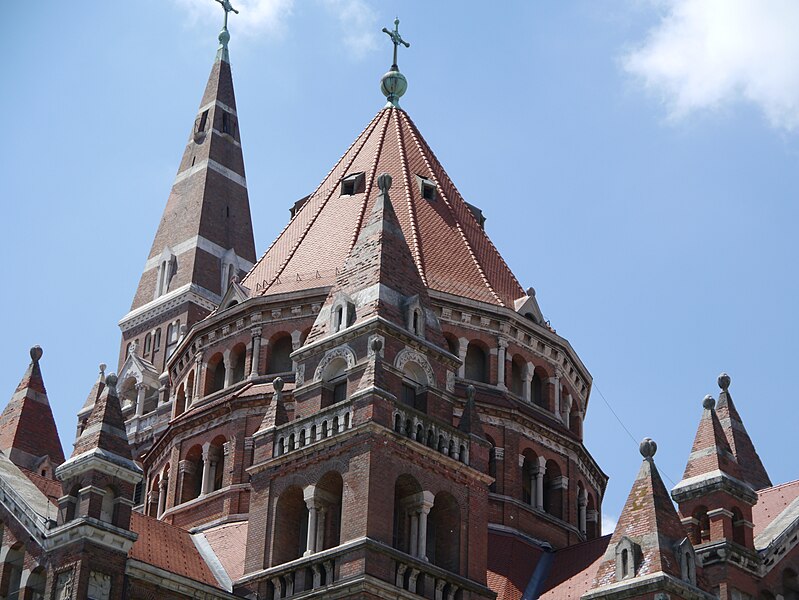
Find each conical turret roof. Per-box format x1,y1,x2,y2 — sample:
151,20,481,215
591,439,689,588
715,373,771,490
680,395,744,483
0,347,65,470
71,374,132,462
242,107,525,308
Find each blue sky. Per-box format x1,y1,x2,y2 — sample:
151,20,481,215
3,1,799,532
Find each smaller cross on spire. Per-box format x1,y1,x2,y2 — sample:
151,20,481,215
215,0,239,30
382,18,410,69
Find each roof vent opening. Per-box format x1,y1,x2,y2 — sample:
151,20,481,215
465,202,486,229
416,175,437,201
290,195,310,219
340,172,365,196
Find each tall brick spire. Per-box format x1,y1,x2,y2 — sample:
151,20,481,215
714,372,771,490
0,346,65,471
118,34,256,373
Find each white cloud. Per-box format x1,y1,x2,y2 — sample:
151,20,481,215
171,0,377,57
602,513,618,535
623,0,799,131
172,0,295,38
320,0,379,59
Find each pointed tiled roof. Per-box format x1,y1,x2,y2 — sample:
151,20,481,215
71,374,132,461
715,373,771,490
305,172,445,347
242,107,525,308
591,439,688,588
78,363,107,418
681,395,743,482
0,347,65,470
126,47,256,315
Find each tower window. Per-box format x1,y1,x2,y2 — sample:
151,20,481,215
333,381,347,403
222,111,234,135
196,110,209,134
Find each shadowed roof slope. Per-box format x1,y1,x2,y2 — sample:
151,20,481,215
242,107,525,308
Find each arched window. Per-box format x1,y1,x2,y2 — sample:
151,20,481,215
268,334,293,374
428,492,461,574
153,328,162,353
209,436,226,492
692,506,710,544
464,342,488,383
532,369,546,409
510,355,525,397
543,460,563,519
186,371,195,406
230,343,247,385
180,445,203,503
143,332,152,356
313,472,344,552
273,486,308,564
166,320,180,358
25,567,46,600
205,353,226,395
4,544,24,599
393,475,423,555
521,449,539,506
175,384,186,417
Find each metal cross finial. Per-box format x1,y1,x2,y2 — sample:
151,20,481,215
215,0,239,30
382,17,410,69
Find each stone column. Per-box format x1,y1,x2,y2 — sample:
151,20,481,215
496,339,507,390
578,489,588,535
250,327,262,378
457,337,468,378
316,506,327,552
223,354,233,388
200,443,212,496
562,393,573,429
157,477,167,518
194,355,203,400
409,511,420,557
535,457,546,510
305,504,318,556
135,383,147,416
417,492,435,560
523,362,533,402
529,467,537,507
549,372,561,415
291,330,302,372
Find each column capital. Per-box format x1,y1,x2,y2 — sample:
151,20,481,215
250,326,263,337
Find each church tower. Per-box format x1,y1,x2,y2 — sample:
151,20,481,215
117,15,256,378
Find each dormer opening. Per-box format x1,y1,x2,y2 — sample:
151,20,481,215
340,172,365,196
417,175,437,201
615,537,639,582
222,111,234,135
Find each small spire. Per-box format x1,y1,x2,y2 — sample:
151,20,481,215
380,18,410,108
214,0,239,63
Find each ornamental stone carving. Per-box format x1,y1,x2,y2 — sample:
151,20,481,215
394,348,436,387
313,345,357,382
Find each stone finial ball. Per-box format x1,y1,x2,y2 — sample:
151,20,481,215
703,394,716,410
377,173,393,193
105,373,118,389
273,376,284,393
639,437,657,459
370,337,383,353
29,345,43,363
99,363,107,374
218,28,230,46
527,287,536,297
467,385,476,401
718,372,731,391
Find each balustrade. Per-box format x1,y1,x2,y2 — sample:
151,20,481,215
274,405,353,457
391,405,469,466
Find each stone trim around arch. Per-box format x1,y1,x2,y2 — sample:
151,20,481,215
394,348,436,388
313,345,357,382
